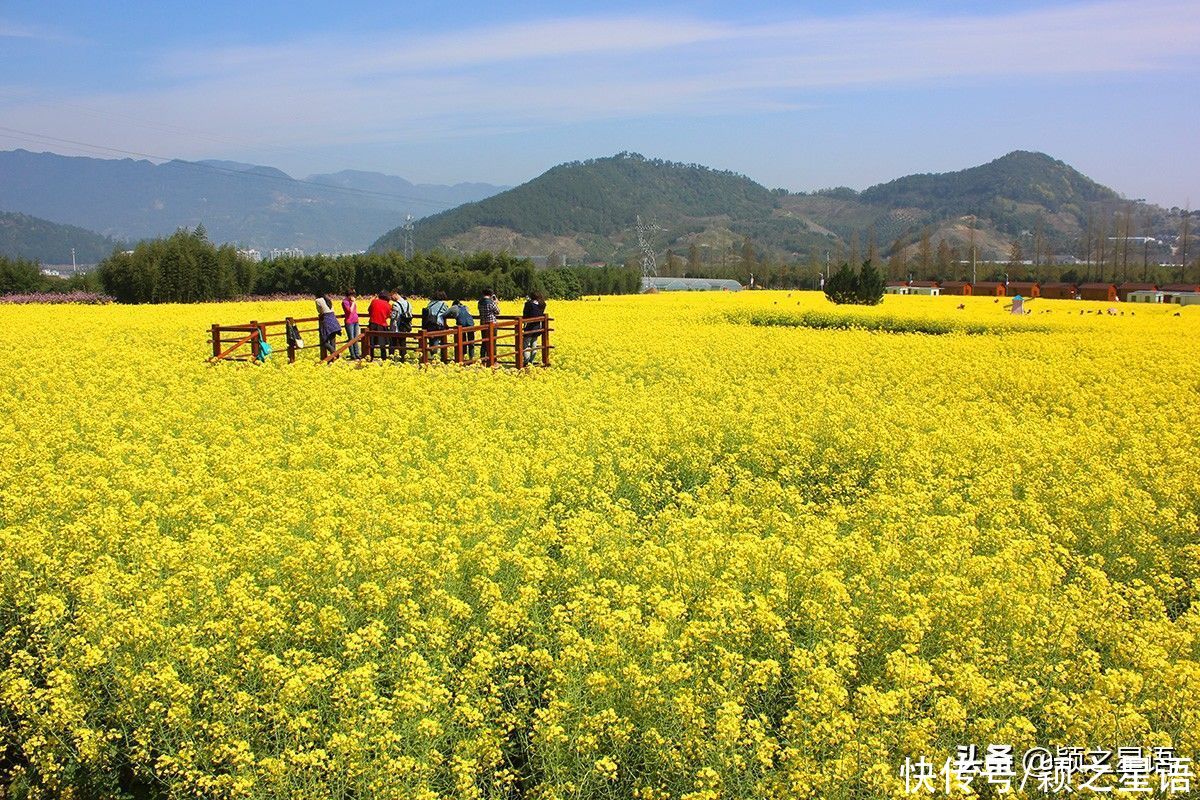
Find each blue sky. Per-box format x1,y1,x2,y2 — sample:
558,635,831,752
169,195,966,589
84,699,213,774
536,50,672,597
1,0,1197,206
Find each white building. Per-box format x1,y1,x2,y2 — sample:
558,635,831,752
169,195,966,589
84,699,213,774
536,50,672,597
1127,290,1164,303
1173,292,1200,307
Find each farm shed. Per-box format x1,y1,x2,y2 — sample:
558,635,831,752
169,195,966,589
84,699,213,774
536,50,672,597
907,281,941,296
884,283,910,295
1008,281,1041,298
1078,283,1118,302
1039,282,1078,300
1117,282,1159,302
1161,283,1200,301
1173,292,1200,307
940,281,972,296
1126,290,1164,303
973,281,1006,297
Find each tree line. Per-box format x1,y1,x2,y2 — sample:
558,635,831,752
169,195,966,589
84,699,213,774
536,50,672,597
0,255,104,295
93,227,642,303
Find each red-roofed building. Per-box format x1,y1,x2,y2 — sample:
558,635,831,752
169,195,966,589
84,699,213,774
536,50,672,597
973,281,1006,297
1039,282,1078,300
1007,281,1040,298
1078,283,1118,302
940,281,972,296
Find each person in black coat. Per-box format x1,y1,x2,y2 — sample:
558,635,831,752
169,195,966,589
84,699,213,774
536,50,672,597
521,291,547,364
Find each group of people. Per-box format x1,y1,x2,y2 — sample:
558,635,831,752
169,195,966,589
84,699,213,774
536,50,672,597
313,289,548,365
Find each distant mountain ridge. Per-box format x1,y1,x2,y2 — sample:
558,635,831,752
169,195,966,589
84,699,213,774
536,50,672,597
0,210,122,264
373,150,1168,264
0,150,507,252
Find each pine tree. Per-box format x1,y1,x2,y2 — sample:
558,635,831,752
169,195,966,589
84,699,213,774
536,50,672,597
824,262,857,304
856,259,885,305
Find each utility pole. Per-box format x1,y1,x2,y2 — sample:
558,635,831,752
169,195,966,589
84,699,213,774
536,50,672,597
71,247,76,274
635,215,663,279
402,214,415,260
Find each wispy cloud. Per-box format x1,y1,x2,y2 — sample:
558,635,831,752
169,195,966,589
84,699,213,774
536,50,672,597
5,1,1200,160
0,20,41,38
0,18,75,41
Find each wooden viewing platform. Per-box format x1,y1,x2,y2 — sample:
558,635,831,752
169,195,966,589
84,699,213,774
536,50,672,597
209,309,553,368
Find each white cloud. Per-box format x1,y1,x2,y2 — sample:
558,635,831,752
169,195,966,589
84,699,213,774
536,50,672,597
5,1,1199,159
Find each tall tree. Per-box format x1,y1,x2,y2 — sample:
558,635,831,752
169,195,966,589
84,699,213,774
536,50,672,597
1120,204,1134,282
917,228,932,277
1008,240,1024,272
1032,218,1046,276
1179,209,1192,282
1083,210,1095,280
740,236,756,272
967,220,979,282
887,238,907,280
935,238,952,277
687,243,701,275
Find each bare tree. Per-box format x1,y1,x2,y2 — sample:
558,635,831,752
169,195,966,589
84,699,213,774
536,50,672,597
1180,208,1192,282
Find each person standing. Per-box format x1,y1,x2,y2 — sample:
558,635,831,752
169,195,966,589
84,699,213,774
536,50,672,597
342,290,361,359
478,289,499,324
522,291,547,365
450,299,476,361
367,290,392,360
477,289,499,364
423,292,451,362
316,293,341,358
389,290,412,361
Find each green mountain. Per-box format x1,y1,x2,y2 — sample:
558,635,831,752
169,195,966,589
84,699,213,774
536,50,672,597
372,150,1159,264
372,153,829,262
0,211,123,264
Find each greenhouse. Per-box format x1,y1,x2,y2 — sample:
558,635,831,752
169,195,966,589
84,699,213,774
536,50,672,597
641,276,743,292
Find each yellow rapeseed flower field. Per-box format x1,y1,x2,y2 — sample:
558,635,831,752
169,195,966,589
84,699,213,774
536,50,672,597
0,291,1197,799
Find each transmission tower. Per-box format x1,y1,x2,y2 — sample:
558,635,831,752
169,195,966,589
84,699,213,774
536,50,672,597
635,214,663,278
402,214,415,260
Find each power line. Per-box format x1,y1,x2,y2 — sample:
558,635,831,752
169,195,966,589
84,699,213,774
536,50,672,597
0,125,461,210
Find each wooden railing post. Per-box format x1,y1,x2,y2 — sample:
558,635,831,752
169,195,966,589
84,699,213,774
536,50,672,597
211,324,221,360
285,317,297,363
454,327,463,363
541,317,551,367
487,322,496,367
419,332,429,365
515,318,525,369
249,320,260,360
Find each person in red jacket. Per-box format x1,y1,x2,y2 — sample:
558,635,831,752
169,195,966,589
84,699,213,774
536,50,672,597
367,290,392,360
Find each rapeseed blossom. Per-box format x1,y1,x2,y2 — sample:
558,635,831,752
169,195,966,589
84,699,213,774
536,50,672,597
0,291,1196,798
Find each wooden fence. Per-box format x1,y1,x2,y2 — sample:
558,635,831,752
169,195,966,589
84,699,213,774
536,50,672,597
209,309,553,368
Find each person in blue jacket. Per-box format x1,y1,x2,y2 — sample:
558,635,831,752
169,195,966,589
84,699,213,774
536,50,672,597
450,299,476,361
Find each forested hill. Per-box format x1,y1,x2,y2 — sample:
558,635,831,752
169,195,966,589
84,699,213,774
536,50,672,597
373,150,1154,264
0,211,123,264
372,153,792,261
858,150,1122,223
